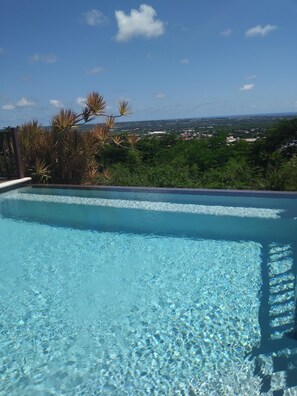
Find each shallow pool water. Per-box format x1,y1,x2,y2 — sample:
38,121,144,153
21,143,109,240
0,187,297,395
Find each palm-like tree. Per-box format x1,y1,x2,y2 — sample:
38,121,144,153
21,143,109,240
19,91,131,184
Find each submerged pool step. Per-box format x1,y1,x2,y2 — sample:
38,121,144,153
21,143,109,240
1,192,287,219
1,193,296,241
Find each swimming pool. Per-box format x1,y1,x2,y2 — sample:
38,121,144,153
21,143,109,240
1,186,297,395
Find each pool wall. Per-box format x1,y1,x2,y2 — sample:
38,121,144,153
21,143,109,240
31,183,297,198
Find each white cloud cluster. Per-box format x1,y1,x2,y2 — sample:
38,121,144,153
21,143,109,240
76,97,86,107
180,58,189,64
240,83,254,91
86,66,105,75
29,53,57,63
17,97,36,107
2,97,36,111
220,28,232,37
245,24,278,38
84,9,107,26
49,99,64,108
115,4,165,42
155,93,165,99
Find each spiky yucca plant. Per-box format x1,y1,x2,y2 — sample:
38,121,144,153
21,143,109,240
31,158,51,183
111,135,124,147
118,100,132,116
126,133,140,147
19,91,131,184
86,92,106,116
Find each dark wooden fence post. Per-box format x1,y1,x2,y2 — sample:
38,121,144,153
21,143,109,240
10,127,24,179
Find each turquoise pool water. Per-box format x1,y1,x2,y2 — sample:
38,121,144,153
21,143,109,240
0,187,297,395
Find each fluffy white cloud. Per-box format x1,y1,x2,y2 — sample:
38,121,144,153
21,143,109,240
86,66,105,75
115,4,165,42
16,97,36,107
180,58,189,64
2,104,15,111
245,24,278,38
220,28,232,37
240,83,254,91
29,53,57,63
155,93,165,99
2,97,36,110
84,9,107,26
50,99,64,108
76,97,86,106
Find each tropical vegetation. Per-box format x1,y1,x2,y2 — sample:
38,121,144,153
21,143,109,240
16,96,297,191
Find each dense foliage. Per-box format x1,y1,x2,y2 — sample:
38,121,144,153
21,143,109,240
96,118,297,191
18,112,297,191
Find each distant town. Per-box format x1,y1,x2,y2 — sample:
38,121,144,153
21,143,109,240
109,113,297,142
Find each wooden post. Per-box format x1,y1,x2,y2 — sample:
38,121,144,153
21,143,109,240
10,128,24,179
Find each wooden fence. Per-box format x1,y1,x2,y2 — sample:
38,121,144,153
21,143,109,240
0,128,24,179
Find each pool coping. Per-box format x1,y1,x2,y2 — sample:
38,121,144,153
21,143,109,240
0,177,32,192
31,183,297,198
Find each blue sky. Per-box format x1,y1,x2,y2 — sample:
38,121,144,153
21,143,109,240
1,0,297,127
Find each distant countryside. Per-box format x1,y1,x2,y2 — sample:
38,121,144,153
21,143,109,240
5,105,297,191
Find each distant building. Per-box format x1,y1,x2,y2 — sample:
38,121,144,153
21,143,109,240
148,131,167,135
226,135,238,143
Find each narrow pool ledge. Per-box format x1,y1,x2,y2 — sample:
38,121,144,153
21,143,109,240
0,177,32,191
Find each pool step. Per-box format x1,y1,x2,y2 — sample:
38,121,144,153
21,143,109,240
0,191,287,218
268,243,296,342
255,242,297,394
1,193,297,241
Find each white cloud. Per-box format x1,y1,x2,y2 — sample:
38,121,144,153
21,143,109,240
247,74,257,80
245,24,278,38
240,83,254,91
155,93,166,99
115,4,165,42
2,104,15,111
16,97,36,107
220,28,232,37
29,53,57,63
2,97,36,110
0,47,5,55
50,99,64,108
76,97,87,106
86,66,105,75
84,9,107,26
180,58,189,64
